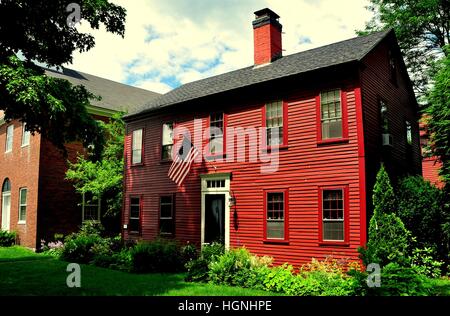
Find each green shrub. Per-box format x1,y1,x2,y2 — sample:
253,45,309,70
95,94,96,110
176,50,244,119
208,247,254,286
129,239,183,273
361,166,413,267
411,247,444,278
361,211,412,267
375,262,431,296
0,230,16,247
202,242,224,262
185,242,224,282
60,222,111,263
61,233,106,263
397,176,444,248
180,242,198,264
92,248,131,271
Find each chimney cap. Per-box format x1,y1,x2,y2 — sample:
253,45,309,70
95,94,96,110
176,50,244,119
254,8,280,20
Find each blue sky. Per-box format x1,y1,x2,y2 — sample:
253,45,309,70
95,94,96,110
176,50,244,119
69,0,373,94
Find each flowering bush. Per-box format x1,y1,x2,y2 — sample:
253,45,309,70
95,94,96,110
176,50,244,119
40,239,64,258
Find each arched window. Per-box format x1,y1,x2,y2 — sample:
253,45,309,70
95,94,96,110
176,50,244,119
2,179,11,193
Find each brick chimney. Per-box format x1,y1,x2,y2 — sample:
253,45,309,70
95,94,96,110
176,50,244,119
252,8,283,65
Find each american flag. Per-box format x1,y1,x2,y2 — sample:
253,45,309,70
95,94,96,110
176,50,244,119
168,135,200,186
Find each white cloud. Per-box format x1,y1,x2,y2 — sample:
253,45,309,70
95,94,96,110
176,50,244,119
67,0,373,94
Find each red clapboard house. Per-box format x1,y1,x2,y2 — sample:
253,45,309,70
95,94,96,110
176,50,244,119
419,119,444,188
123,8,421,266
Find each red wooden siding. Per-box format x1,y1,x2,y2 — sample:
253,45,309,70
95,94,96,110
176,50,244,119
359,35,422,219
124,85,365,266
422,158,443,188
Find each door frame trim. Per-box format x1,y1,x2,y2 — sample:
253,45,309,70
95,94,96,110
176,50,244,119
200,173,231,249
1,192,11,232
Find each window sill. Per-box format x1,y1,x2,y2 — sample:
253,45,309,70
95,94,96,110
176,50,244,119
21,144,30,148
128,231,141,236
319,241,350,247
263,239,289,245
317,138,349,146
261,145,289,153
206,153,226,160
17,221,26,225
131,163,145,168
5,150,12,154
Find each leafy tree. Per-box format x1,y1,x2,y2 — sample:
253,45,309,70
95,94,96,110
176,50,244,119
360,166,412,267
359,0,449,97
0,0,126,158
66,113,125,223
397,176,444,249
372,164,396,214
423,46,450,187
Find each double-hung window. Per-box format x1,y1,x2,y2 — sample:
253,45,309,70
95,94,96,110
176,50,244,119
129,197,141,234
161,123,174,160
18,188,27,223
265,190,288,241
209,113,224,155
320,90,343,140
160,195,174,235
22,123,30,147
265,101,285,147
132,129,143,164
320,187,348,243
5,125,13,152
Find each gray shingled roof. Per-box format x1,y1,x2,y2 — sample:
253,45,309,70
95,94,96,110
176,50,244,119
128,30,391,119
45,68,161,113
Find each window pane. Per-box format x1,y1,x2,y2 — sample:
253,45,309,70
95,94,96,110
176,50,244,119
321,90,342,140
130,198,140,206
323,221,344,241
132,149,142,164
6,125,13,152
406,121,412,145
161,144,172,160
130,205,140,218
267,221,284,239
162,123,174,146
129,219,139,232
380,101,389,133
20,189,27,205
132,129,142,149
322,189,344,241
267,192,285,239
132,129,143,164
160,218,174,235
22,123,30,146
19,206,26,222
209,136,223,154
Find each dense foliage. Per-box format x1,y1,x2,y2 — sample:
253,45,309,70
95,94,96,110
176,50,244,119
424,47,450,187
0,0,126,158
359,0,449,96
129,239,186,273
66,113,125,221
361,166,412,266
397,176,445,248
0,230,16,247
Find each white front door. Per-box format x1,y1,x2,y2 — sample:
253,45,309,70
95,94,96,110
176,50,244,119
1,192,11,231
201,173,231,249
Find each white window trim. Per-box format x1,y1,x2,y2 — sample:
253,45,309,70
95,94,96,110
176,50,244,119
5,125,14,153
18,188,27,224
132,129,143,164
21,123,30,147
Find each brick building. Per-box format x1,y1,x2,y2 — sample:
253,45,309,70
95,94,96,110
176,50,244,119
0,68,159,249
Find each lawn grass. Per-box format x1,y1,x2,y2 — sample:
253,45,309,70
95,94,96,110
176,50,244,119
0,247,278,296
0,246,49,262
